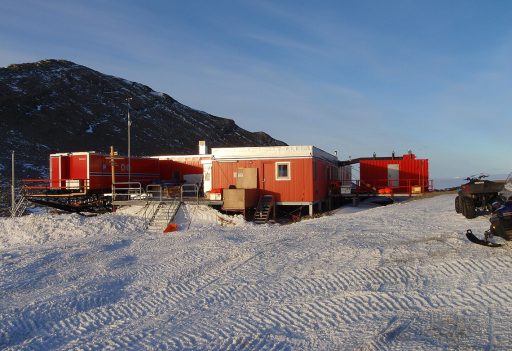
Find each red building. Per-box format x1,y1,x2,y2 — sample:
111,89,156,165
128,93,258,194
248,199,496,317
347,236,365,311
211,145,339,215
343,152,431,195
48,152,160,192
25,144,343,216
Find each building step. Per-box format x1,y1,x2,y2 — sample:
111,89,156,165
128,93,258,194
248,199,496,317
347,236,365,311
254,195,275,224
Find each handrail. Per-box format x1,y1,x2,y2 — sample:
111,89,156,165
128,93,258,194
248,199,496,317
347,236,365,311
10,195,27,218
22,178,90,190
164,199,181,223
21,179,91,197
352,178,434,194
142,201,160,229
112,182,142,201
181,184,199,204
146,184,163,202
143,196,181,230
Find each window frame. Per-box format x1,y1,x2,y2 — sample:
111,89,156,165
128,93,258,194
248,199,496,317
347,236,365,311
275,161,291,181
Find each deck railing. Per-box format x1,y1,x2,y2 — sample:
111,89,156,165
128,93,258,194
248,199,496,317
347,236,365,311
352,178,434,195
112,182,142,201
21,179,91,195
181,184,200,204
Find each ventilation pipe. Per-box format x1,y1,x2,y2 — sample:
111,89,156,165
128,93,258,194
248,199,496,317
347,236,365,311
199,140,208,155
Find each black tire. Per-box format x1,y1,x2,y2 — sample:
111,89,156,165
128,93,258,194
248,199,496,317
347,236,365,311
455,196,461,213
464,197,476,219
461,197,467,217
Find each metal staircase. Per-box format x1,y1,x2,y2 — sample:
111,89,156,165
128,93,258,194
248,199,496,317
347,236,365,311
146,200,181,233
254,195,275,224
10,195,28,218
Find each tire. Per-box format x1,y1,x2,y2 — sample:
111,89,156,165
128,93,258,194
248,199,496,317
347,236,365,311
455,196,461,213
464,197,476,219
461,197,467,217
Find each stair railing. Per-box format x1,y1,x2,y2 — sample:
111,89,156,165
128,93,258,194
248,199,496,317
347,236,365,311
112,182,142,201
10,195,27,218
181,184,199,204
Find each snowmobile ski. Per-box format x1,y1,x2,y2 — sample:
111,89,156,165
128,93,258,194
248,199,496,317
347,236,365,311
466,229,502,247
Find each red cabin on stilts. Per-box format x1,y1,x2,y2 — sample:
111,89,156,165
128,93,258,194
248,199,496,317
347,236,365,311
210,145,340,215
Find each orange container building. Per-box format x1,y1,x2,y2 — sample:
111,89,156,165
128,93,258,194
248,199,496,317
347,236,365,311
49,152,160,192
345,152,431,194
38,144,341,215
210,146,339,214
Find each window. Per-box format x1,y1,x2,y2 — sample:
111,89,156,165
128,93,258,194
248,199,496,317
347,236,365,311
275,162,291,180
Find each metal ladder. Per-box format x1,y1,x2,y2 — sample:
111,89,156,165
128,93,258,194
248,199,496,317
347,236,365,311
254,195,275,224
146,200,181,233
10,195,28,218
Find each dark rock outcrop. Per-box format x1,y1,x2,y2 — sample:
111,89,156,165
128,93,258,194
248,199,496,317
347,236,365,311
0,59,286,180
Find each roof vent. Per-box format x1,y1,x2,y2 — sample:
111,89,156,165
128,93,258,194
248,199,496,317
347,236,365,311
199,140,207,155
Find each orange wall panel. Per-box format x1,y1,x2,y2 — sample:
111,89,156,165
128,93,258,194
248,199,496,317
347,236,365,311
359,155,429,192
212,158,336,203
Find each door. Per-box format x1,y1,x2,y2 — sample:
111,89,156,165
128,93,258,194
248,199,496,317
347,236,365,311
262,162,274,192
202,161,212,193
387,164,399,188
50,156,61,188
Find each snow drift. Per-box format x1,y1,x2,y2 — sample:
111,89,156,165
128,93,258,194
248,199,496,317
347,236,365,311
1,195,511,350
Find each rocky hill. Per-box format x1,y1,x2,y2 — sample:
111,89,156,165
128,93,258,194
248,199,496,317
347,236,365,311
0,59,286,181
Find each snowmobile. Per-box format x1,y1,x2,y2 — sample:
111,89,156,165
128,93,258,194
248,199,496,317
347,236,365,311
466,173,512,247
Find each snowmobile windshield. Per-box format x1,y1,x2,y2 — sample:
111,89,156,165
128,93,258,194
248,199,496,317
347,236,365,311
502,172,512,201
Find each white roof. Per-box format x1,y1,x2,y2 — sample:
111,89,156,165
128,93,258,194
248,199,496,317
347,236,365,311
50,151,94,156
151,154,212,160
211,145,338,162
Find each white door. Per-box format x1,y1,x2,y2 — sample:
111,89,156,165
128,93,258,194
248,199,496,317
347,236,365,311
202,161,212,193
387,164,399,187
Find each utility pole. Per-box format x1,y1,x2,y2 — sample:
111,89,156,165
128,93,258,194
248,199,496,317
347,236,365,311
11,150,15,215
110,145,116,193
126,97,132,184
106,146,123,212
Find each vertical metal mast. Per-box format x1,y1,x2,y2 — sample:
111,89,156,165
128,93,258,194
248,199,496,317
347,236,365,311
11,150,15,215
127,97,132,184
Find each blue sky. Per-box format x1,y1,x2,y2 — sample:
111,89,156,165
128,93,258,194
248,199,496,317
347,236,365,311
1,0,511,178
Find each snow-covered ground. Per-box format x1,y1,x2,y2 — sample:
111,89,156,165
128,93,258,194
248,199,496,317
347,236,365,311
1,195,511,350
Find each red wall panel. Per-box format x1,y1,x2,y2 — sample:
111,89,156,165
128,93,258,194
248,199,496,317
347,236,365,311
50,156,61,188
211,157,335,203
158,157,206,183
51,153,161,191
359,154,429,192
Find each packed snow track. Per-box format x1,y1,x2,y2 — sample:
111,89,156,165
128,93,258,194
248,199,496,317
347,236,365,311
1,195,512,350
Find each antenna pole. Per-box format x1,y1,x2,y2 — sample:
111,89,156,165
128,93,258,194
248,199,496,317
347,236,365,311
110,145,116,212
127,97,132,184
11,150,15,215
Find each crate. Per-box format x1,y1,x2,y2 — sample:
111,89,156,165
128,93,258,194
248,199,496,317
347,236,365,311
222,188,259,210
